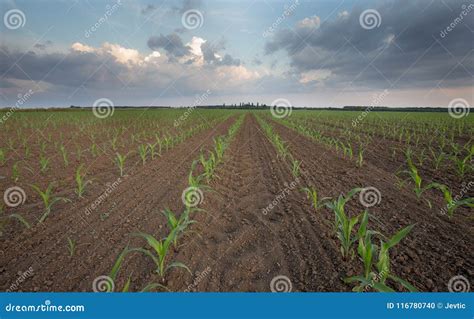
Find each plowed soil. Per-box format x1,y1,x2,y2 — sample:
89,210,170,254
1,113,472,292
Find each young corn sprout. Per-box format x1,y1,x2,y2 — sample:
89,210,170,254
132,230,191,279
403,154,424,199
301,186,329,211
324,188,363,259
12,162,20,182
138,144,148,165
291,158,301,178
39,155,50,173
59,144,68,167
162,208,196,248
345,212,417,292
9,213,31,229
147,142,159,160
357,148,364,167
75,164,92,198
30,183,70,223
67,237,76,256
428,183,474,218
114,152,128,177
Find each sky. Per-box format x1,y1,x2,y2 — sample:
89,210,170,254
0,0,473,108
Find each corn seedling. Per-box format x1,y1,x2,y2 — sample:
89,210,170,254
428,183,474,218
132,230,191,278
12,162,20,182
31,183,70,223
39,155,50,173
75,164,92,198
147,142,159,160
9,213,31,229
302,186,329,211
114,152,128,177
67,237,76,256
324,188,362,259
138,144,148,165
59,144,68,167
345,214,417,292
291,158,301,178
162,208,196,248
357,148,364,167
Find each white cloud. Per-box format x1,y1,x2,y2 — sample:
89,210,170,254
299,69,331,84
296,16,320,30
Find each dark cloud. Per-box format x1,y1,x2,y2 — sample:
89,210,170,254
201,41,240,66
147,33,191,58
33,40,53,50
265,0,474,89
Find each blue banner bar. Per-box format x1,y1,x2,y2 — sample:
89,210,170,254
0,293,472,319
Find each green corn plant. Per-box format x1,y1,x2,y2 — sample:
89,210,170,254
9,213,31,229
132,230,191,278
147,142,159,160
30,183,70,223
138,144,148,165
451,148,473,177
291,158,301,178
404,154,424,199
429,147,445,170
214,137,226,163
67,237,76,256
301,186,329,211
12,162,20,182
162,208,196,248
114,152,128,177
324,188,362,259
346,217,417,292
428,183,474,218
373,224,417,292
108,245,137,292
91,143,99,157
199,150,217,182
75,164,92,198
39,155,50,173
357,148,364,167
59,144,68,167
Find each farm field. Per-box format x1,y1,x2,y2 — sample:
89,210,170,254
0,109,472,292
